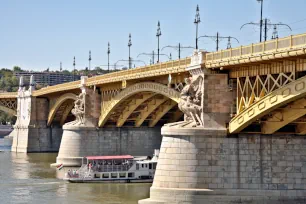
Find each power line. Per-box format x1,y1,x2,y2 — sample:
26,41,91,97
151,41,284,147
289,18,306,25
198,32,239,51
241,19,291,41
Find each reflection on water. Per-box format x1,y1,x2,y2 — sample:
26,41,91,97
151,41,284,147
0,139,150,204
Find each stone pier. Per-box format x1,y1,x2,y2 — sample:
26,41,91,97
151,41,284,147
11,76,63,153
139,51,306,203
56,127,162,166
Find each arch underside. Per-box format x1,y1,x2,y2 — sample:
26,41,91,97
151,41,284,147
230,75,306,134
47,93,77,126
0,99,17,116
50,99,75,126
103,92,183,128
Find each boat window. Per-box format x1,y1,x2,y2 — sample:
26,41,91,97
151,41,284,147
102,173,109,178
128,172,134,178
111,173,118,178
119,173,126,178
153,163,157,169
142,164,144,168
136,164,139,170
149,163,152,169
145,164,148,168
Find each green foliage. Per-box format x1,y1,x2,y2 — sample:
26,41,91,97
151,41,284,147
0,110,16,125
13,66,23,72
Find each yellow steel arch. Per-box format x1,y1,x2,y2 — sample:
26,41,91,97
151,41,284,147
0,105,17,116
99,82,180,127
47,93,77,126
229,75,306,134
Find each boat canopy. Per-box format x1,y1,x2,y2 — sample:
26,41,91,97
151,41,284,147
86,155,134,160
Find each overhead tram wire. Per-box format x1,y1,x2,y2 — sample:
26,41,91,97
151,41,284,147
197,32,239,51
161,44,195,59
241,19,292,41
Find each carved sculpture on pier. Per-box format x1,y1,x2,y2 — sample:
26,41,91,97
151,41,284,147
178,75,204,127
66,93,85,126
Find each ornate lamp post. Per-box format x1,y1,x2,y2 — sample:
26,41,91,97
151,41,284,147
107,42,110,72
88,50,91,74
73,56,76,81
257,0,264,42
194,5,201,50
156,21,162,63
128,34,132,69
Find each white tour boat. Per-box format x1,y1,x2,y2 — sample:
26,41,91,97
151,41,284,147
64,150,159,183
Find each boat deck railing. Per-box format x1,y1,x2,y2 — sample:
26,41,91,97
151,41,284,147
91,164,133,172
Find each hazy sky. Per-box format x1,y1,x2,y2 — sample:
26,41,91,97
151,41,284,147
1,0,306,71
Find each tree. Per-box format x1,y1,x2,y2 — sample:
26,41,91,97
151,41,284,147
13,66,23,72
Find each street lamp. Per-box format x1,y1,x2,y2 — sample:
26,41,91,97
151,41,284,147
107,42,110,72
194,5,201,50
257,0,264,42
156,21,162,63
73,56,76,81
88,50,91,73
128,33,132,69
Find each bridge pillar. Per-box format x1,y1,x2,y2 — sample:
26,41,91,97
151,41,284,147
11,76,61,152
140,51,306,203
56,76,101,166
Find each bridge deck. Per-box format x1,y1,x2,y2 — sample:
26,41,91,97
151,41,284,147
205,32,306,69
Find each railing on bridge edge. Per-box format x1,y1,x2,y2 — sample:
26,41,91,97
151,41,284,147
0,92,17,98
86,57,191,86
206,33,306,65
31,57,191,96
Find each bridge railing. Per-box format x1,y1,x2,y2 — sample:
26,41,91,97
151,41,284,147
206,32,306,64
0,92,17,98
32,80,81,96
86,57,191,86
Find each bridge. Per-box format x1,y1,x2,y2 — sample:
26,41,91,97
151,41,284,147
1,32,306,134
2,32,306,203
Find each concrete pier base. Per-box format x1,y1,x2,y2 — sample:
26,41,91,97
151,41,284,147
56,126,162,166
139,126,306,204
11,126,63,153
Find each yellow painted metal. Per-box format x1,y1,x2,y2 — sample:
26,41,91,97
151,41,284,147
32,81,80,97
0,92,17,99
229,75,306,134
134,98,168,127
296,123,306,134
149,100,177,127
60,103,75,125
116,93,156,127
86,58,191,87
98,82,180,127
0,98,17,116
0,105,17,116
261,98,306,134
206,32,306,68
236,72,295,114
47,93,77,126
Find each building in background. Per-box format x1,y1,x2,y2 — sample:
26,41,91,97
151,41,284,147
14,71,80,86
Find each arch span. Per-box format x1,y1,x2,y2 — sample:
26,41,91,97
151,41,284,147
99,82,180,127
47,93,77,126
229,75,306,134
0,105,17,116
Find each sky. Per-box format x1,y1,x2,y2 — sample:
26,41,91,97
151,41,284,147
1,0,306,71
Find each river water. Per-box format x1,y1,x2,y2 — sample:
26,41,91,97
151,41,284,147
0,138,150,204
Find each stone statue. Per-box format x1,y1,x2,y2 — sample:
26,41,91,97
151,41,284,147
66,93,86,126
178,75,203,127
